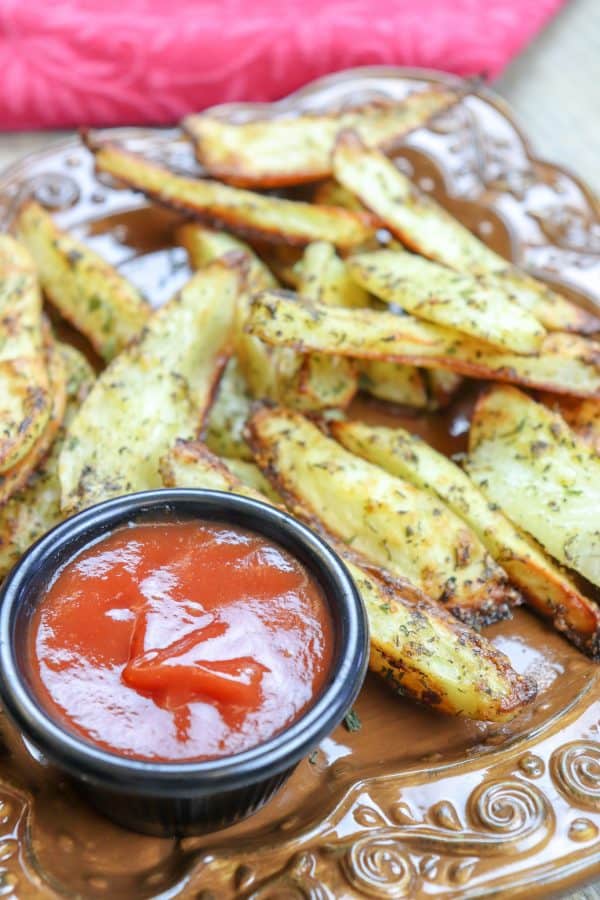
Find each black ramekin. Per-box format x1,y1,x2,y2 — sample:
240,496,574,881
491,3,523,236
0,489,368,837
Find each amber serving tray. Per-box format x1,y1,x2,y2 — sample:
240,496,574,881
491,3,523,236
0,67,599,899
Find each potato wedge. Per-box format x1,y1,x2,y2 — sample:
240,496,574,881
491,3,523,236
290,245,426,406
347,249,545,353
425,368,464,410
204,357,253,461
358,360,428,407
284,353,358,410
161,440,535,721
248,407,520,625
184,88,457,187
92,144,373,249
59,260,241,513
333,420,600,657
179,224,355,411
332,132,600,334
0,334,66,505
295,241,370,309
251,243,303,287
466,386,600,589
176,222,292,402
313,180,370,214
0,235,51,473
15,201,149,361
0,344,94,580
177,223,275,291
246,291,600,398
538,394,600,454
161,440,281,503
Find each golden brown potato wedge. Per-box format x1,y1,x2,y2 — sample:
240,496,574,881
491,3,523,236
0,345,94,580
538,394,600,454
0,235,51,473
251,243,303,287
177,223,275,291
425,368,464,410
0,335,66,505
284,353,358,410
247,406,520,625
292,241,360,406
59,260,241,513
246,291,600,398
347,249,545,353
177,223,350,411
15,200,149,361
161,440,535,722
204,357,253,461
293,243,424,405
333,420,600,657
184,88,457,187
176,222,291,402
313,180,371,214
92,144,373,249
295,241,370,309
332,132,600,335
466,385,600,589
161,440,281,503
358,360,428,407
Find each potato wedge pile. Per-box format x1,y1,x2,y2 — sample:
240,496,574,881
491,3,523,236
2,88,599,729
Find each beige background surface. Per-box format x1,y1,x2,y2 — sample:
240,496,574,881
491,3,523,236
0,0,598,896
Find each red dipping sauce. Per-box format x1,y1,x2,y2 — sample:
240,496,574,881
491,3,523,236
28,520,334,762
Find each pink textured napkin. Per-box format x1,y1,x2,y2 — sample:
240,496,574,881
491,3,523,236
0,0,565,130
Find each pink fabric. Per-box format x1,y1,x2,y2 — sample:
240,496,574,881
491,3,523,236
0,0,565,130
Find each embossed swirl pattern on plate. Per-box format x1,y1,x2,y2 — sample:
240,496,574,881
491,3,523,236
551,741,600,811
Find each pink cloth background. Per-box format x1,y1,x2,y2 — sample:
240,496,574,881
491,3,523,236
0,0,565,130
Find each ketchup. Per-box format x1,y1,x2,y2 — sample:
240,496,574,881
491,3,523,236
28,521,334,762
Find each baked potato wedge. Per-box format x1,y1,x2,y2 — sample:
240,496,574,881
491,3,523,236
161,440,535,722
347,249,545,353
295,241,370,309
246,292,600,398
333,420,600,657
177,222,275,291
538,394,600,454
425,368,464,410
204,357,253,461
0,344,94,580
15,200,149,361
0,334,66,505
184,88,457,187
332,132,599,335
0,235,51,473
313,180,370,214
247,407,520,625
466,385,600,589
358,360,428,407
92,144,373,249
59,260,241,512
247,291,600,397
283,353,358,410
161,440,281,503
179,224,356,411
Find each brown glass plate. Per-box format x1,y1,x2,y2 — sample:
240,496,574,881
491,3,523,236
1,67,600,900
